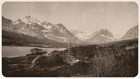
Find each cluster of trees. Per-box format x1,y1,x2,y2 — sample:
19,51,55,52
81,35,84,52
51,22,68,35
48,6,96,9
67,39,138,77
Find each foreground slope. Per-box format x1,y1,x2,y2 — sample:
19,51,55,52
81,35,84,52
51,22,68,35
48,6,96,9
2,38,138,77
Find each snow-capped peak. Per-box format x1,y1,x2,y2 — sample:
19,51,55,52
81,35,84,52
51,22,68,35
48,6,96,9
12,19,22,25
55,23,65,29
95,29,114,37
76,32,92,40
71,30,92,40
21,16,41,25
54,23,68,34
41,22,54,30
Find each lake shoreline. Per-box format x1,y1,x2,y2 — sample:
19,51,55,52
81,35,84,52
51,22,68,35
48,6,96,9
2,46,67,57
2,45,67,48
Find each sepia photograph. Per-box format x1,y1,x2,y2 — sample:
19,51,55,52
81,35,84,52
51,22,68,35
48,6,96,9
2,2,138,77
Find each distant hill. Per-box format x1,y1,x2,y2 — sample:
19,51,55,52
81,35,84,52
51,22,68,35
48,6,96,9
122,25,138,40
87,29,116,44
71,30,92,41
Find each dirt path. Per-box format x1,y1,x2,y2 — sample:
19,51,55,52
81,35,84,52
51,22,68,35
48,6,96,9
29,55,41,68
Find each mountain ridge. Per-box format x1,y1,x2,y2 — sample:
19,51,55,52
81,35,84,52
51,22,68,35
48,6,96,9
122,25,138,40
2,16,138,45
2,16,80,44
87,29,116,44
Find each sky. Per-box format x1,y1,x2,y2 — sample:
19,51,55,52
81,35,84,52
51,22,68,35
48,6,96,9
2,2,138,37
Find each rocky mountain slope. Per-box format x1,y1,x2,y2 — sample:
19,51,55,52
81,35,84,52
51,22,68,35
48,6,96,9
122,25,138,40
2,16,80,44
87,29,116,44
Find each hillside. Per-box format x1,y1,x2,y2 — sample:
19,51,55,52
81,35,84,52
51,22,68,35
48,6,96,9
2,30,67,47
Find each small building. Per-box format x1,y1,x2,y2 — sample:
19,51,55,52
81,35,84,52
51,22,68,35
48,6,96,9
30,48,43,54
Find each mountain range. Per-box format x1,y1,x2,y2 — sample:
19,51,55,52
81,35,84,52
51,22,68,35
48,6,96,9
2,16,79,43
2,16,138,46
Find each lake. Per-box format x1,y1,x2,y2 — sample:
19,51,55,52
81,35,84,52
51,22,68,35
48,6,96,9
2,46,67,57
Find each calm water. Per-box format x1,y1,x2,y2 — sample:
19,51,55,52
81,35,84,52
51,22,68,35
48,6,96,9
2,46,67,57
